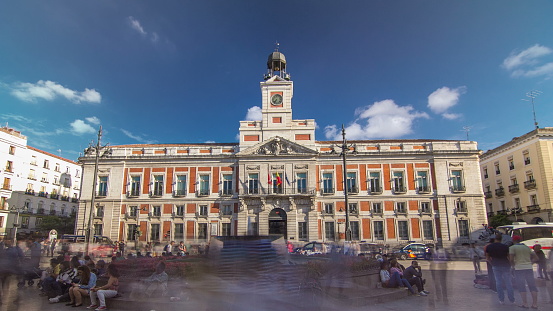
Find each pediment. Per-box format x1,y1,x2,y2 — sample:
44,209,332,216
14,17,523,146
238,136,318,156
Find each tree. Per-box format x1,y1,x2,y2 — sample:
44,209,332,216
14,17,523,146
488,214,511,229
36,215,76,235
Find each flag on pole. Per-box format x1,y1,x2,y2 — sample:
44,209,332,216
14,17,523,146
268,174,272,185
285,173,291,186
276,172,282,185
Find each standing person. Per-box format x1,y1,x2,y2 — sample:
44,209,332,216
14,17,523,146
88,265,120,310
468,243,482,274
287,241,294,253
119,241,125,256
30,238,42,268
429,245,450,304
533,244,549,280
509,235,539,309
484,238,497,292
485,234,515,305
50,238,57,257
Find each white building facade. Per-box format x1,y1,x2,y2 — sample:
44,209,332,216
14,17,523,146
76,51,487,248
0,126,81,240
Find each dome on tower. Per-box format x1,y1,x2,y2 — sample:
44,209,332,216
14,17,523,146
267,51,286,71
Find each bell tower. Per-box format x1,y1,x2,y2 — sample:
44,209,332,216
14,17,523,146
239,46,315,149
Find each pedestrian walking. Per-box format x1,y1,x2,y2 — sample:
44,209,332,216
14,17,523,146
509,235,539,309
533,244,549,280
485,234,515,305
468,243,482,274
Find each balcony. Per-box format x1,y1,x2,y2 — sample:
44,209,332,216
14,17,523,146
61,196,70,202
49,210,56,215
496,210,508,216
392,186,407,194
219,210,233,218
239,187,316,196
371,209,383,217
96,190,107,198
25,189,36,196
127,190,140,198
417,186,431,194
394,208,407,216
346,186,359,194
487,211,495,218
27,176,37,181
50,193,59,200
172,212,185,218
484,191,492,199
196,190,210,197
195,212,208,218
321,188,335,195
455,207,468,215
148,212,161,218
524,159,531,165
508,184,519,194
419,208,432,216
149,191,162,198
40,178,48,183
524,180,536,190
173,189,187,197
219,189,233,197
125,212,137,219
38,191,48,197
94,213,104,219
71,198,79,203
527,204,541,213
37,208,45,215
1,184,12,191
510,207,523,215
369,186,382,194
495,187,505,197
451,185,466,193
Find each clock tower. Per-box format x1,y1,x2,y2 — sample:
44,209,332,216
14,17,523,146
239,48,316,149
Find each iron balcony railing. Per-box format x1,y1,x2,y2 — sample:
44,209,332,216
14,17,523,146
239,187,316,196
524,180,537,190
508,184,519,193
484,191,492,199
495,187,505,197
527,204,540,213
451,185,466,193
417,186,431,194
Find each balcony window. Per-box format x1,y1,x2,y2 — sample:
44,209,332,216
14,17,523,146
28,169,36,180
222,174,232,196
174,175,187,196
221,204,232,216
152,175,164,196
129,206,138,217
422,220,434,240
2,178,11,190
483,167,488,179
43,160,49,169
350,221,360,241
221,223,231,237
420,201,431,214
456,200,468,214
369,172,381,193
373,221,384,240
5,161,13,173
98,176,108,196
174,223,184,240
95,205,104,217
392,171,406,193
372,202,383,215
524,175,536,190
150,224,160,241
508,159,515,170
271,173,283,194
198,205,208,216
323,203,334,214
296,173,307,194
127,224,138,241
458,220,469,238
398,221,409,240
93,224,103,236
198,223,208,240
395,202,407,214
130,176,141,196
248,173,259,194
494,163,500,175
298,222,308,240
346,172,358,194
175,205,185,216
152,205,161,217
8,146,15,155
524,151,531,165
322,173,334,194
325,222,335,241
416,171,429,192
348,203,358,215
451,170,465,192
199,175,210,196
530,194,538,206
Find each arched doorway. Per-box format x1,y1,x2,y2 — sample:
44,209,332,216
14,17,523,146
530,217,543,224
268,208,287,239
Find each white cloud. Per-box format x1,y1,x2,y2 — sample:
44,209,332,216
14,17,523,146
502,44,552,70
204,140,216,143
324,99,429,140
502,44,553,78
121,129,157,144
244,106,262,121
70,119,96,135
128,16,146,35
85,116,101,125
8,80,101,104
427,86,466,119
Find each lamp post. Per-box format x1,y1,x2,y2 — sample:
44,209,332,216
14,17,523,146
84,126,111,256
10,205,26,245
338,125,354,242
134,206,146,251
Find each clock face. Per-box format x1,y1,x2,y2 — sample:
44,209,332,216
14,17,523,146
271,94,283,106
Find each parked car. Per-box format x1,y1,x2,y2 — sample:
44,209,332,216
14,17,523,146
392,243,432,260
294,242,330,255
358,242,384,259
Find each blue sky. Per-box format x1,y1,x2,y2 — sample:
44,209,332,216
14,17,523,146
1,0,553,161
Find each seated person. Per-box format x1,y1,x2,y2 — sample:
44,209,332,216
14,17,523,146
131,262,169,298
89,265,120,310
403,260,429,296
379,262,418,295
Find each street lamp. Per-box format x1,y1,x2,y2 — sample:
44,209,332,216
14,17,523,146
134,206,147,251
10,205,27,245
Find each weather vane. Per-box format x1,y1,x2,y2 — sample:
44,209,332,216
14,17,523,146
275,41,279,51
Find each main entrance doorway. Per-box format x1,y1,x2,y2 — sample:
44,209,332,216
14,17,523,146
268,208,287,239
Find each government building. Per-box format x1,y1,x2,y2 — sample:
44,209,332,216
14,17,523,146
480,127,553,224
76,50,486,248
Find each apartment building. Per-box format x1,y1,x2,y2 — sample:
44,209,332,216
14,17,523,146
76,50,486,248
0,126,81,240
481,127,553,224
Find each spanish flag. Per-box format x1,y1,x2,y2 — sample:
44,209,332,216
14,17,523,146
268,174,272,184
276,172,282,185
